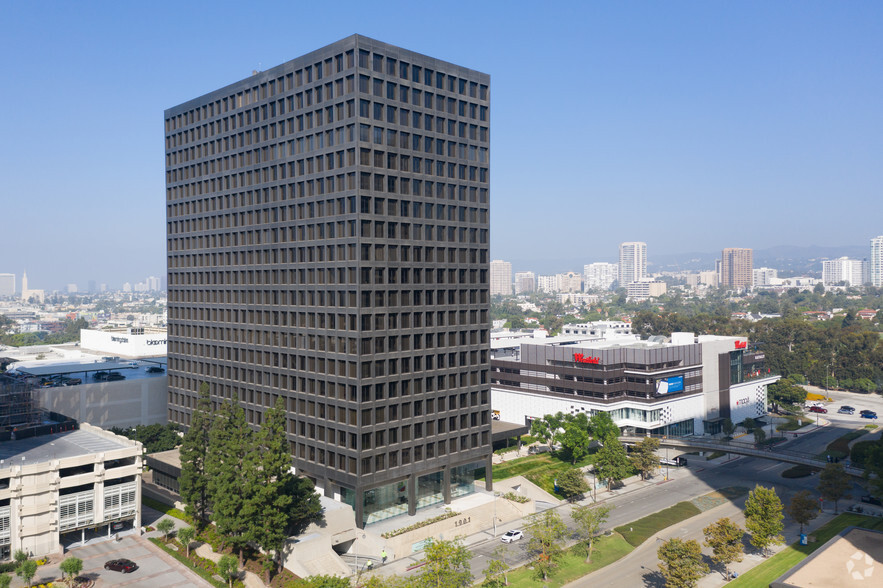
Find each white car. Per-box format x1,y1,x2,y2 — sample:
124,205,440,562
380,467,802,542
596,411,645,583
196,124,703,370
501,530,524,543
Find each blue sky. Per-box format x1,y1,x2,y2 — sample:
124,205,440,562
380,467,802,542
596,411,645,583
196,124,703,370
2,1,881,289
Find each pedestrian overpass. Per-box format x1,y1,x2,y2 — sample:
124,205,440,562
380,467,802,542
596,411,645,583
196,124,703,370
619,434,865,477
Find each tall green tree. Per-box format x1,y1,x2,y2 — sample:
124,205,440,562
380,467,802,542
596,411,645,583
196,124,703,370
207,393,254,565
630,437,660,480
594,437,632,491
657,537,708,588
414,538,472,588
177,526,196,558
863,444,883,499
722,418,736,440
481,547,510,588
589,411,619,443
246,397,297,578
15,560,37,588
703,517,744,579
818,462,850,513
744,485,784,556
572,503,611,563
787,490,819,534
525,509,567,581
179,382,213,526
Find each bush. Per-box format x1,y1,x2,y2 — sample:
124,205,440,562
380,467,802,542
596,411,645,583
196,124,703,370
851,440,883,467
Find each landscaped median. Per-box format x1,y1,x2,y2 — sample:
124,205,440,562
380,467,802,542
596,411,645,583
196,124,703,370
494,487,748,587
727,513,883,587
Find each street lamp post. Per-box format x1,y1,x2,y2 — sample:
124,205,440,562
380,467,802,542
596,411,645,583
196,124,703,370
492,491,500,537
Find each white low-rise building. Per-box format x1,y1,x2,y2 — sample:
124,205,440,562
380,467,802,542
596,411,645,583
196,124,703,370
0,424,142,560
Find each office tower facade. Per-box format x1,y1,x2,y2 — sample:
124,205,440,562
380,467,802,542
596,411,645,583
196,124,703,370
618,242,647,286
164,36,492,527
558,271,582,293
721,248,753,289
0,273,14,297
514,271,536,294
537,275,559,293
583,262,617,291
489,260,512,296
871,236,883,287
822,257,865,287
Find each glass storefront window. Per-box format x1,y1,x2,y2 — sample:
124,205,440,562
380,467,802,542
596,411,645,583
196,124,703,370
363,479,409,525
450,462,483,499
417,471,444,509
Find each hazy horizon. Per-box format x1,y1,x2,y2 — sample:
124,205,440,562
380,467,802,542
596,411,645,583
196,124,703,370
3,1,881,291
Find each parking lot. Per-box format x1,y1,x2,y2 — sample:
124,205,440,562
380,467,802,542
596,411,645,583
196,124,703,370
18,534,210,588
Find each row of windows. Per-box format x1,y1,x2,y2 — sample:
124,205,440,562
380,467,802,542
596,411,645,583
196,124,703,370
358,48,488,101
357,76,487,121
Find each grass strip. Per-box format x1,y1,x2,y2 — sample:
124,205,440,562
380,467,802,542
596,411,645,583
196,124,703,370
822,429,868,459
776,415,812,432
728,513,883,587
149,537,236,588
502,532,633,588
142,496,191,523
614,501,702,547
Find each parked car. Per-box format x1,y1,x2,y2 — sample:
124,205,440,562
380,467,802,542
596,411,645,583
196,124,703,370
838,406,855,415
860,411,878,420
501,530,524,543
808,406,828,414
104,559,138,573
860,495,883,506
105,372,126,381
93,371,109,380
528,445,551,454
146,366,165,373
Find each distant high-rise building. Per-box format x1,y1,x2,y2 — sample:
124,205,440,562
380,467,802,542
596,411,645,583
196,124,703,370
99,283,108,293
88,280,97,293
753,267,778,287
514,271,536,294
558,272,582,293
490,260,513,296
721,248,753,289
20,271,45,304
537,275,559,293
871,236,883,287
0,273,15,296
822,258,866,287
122,282,132,293
583,262,617,291
66,283,78,294
618,242,647,286
147,276,162,292
164,35,492,527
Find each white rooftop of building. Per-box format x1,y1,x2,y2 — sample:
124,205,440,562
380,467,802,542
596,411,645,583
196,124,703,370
0,427,136,469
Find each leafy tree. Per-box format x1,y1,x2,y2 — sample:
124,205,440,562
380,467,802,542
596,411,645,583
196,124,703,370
721,418,736,440
156,517,176,542
753,427,767,446
703,517,744,579
13,551,28,566
557,413,591,464
59,557,83,586
768,380,807,406
588,411,619,443
179,382,213,527
207,393,254,565
15,560,37,588
177,526,195,557
630,437,660,480
594,437,632,491
285,475,324,536
556,468,589,501
0,573,11,588
525,509,567,581
529,417,554,450
787,490,819,534
216,554,239,588
657,537,708,588
863,444,883,499
572,503,611,563
414,538,472,588
744,484,784,556
741,417,757,432
818,462,850,513
481,547,510,587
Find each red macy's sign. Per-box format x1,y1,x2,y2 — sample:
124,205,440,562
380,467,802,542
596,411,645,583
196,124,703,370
735,341,747,349
574,353,600,365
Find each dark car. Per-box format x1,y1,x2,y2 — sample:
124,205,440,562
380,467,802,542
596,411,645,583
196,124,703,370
838,406,855,415
808,406,828,414
860,495,882,506
93,371,109,380
860,411,878,420
146,366,165,373
104,559,138,573
105,372,126,381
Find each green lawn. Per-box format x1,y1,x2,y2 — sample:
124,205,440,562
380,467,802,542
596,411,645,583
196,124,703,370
502,533,633,588
476,452,596,498
728,514,883,587
820,429,868,459
776,415,812,432
614,501,702,547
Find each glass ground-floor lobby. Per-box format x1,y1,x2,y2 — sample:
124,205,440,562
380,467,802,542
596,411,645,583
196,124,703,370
340,460,489,526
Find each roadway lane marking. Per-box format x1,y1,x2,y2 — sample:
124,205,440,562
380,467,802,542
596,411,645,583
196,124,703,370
759,462,783,472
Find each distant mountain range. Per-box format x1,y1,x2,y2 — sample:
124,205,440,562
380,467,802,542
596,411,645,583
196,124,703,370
508,245,870,278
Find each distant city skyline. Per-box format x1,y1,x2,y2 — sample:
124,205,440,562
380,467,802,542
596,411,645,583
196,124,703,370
3,2,881,289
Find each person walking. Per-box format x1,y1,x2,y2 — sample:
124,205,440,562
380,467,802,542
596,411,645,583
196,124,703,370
381,549,388,564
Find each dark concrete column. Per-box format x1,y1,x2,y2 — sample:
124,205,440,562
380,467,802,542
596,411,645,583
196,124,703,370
355,489,365,529
485,452,494,491
323,478,334,498
443,466,452,504
407,474,417,516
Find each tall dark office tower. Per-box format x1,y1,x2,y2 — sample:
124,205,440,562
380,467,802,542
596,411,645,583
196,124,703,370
164,36,492,527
